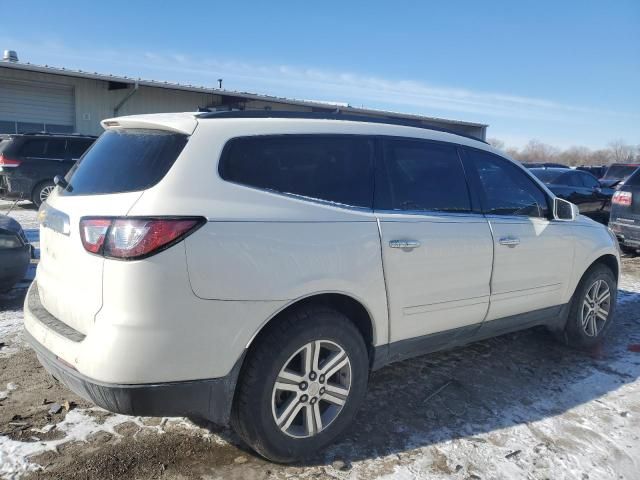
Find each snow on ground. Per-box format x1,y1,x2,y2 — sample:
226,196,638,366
1,202,640,479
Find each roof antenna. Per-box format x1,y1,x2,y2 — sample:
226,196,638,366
217,78,223,89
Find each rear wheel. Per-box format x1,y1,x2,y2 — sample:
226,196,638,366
32,180,55,207
562,264,617,349
231,306,369,463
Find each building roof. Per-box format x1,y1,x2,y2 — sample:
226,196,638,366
0,60,488,134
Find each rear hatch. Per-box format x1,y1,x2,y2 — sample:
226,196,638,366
37,116,195,335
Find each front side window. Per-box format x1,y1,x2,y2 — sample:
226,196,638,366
466,148,549,218
378,139,471,212
219,135,375,208
579,172,600,188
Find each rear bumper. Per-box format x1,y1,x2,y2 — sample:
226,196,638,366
0,246,31,292
25,328,241,425
0,174,35,199
609,221,640,249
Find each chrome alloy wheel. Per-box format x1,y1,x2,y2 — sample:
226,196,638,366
581,279,611,337
271,340,351,438
39,185,55,203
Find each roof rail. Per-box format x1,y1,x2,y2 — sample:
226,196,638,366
18,132,98,138
195,110,488,144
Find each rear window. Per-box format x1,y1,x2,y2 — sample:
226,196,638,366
530,169,568,184
63,129,187,196
603,165,639,180
625,169,640,187
219,135,375,208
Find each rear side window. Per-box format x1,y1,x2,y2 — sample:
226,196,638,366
219,135,375,208
465,148,549,218
63,129,187,196
19,139,48,157
47,139,66,160
378,139,471,212
68,139,95,159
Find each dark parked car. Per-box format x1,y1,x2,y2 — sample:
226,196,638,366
0,133,96,207
530,167,613,223
0,214,32,292
609,168,640,254
599,163,640,189
576,165,607,179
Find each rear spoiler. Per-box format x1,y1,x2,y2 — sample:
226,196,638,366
101,113,199,135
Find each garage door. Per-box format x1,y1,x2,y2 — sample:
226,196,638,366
0,78,75,133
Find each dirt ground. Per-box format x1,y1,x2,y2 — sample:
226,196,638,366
2,200,640,480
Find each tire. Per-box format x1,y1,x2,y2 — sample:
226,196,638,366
621,245,638,256
231,306,369,463
562,264,617,349
32,180,56,208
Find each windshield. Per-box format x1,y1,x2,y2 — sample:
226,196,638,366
602,165,639,180
529,169,569,184
62,129,188,196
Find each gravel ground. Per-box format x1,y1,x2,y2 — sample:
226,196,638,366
1,200,640,480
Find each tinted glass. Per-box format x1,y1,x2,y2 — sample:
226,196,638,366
47,139,66,160
19,139,48,157
380,139,470,212
530,169,566,184
68,139,94,159
63,129,187,196
219,135,374,208
579,172,600,188
603,165,638,180
625,168,640,187
561,172,582,187
466,149,549,217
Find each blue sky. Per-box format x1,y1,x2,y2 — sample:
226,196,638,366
1,0,638,148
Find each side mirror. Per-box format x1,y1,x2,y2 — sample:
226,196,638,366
553,197,578,221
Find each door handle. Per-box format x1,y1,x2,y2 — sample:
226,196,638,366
389,239,421,249
499,236,520,247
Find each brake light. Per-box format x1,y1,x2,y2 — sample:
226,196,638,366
0,154,21,168
79,217,204,259
613,191,632,206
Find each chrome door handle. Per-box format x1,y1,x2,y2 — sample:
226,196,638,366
389,239,421,249
499,236,520,247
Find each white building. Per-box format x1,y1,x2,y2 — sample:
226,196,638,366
0,50,487,140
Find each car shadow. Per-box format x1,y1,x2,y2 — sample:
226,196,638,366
197,288,640,466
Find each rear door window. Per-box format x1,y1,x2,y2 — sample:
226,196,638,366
63,129,187,196
219,135,375,208
47,139,67,160
377,139,471,213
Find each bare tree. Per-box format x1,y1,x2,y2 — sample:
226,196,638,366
487,138,505,150
482,138,636,166
608,140,637,163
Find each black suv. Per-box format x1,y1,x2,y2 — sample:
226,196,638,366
0,133,96,207
609,166,640,254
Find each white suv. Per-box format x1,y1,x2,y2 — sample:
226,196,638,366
24,112,620,462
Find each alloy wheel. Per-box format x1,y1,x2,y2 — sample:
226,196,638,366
580,279,611,337
271,340,351,438
39,185,55,204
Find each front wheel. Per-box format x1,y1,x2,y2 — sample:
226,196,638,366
231,306,369,463
563,264,617,349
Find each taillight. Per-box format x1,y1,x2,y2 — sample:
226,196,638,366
612,191,632,206
0,154,21,168
79,217,204,260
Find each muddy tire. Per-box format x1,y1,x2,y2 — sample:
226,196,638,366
562,264,617,349
231,306,369,463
